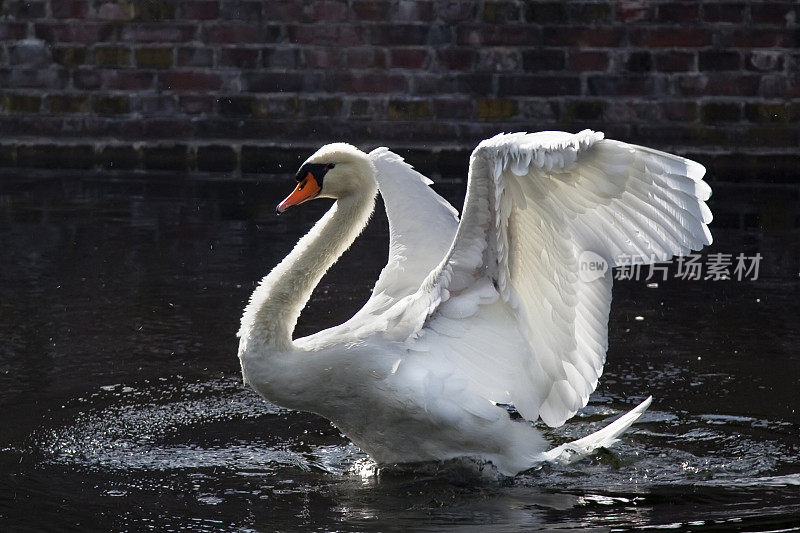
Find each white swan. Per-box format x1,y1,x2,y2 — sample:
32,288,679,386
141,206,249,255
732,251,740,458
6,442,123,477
237,130,712,476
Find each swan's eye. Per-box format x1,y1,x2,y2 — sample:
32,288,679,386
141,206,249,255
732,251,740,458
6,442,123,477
325,163,335,170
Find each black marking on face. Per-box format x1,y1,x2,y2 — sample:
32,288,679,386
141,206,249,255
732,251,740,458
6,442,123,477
295,163,335,187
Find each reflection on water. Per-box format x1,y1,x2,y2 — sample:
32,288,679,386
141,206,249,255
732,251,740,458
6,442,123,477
1,175,799,531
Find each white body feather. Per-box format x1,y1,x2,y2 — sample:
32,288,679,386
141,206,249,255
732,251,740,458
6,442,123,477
237,131,713,476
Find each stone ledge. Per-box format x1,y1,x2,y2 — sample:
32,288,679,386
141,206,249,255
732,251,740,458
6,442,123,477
0,140,797,184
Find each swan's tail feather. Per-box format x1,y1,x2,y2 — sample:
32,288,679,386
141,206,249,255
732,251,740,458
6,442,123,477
540,396,652,465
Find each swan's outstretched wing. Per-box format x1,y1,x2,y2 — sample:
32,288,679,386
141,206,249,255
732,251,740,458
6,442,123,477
400,130,712,427
362,148,459,313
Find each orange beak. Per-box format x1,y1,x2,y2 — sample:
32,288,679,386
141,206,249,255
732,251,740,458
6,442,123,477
276,173,321,214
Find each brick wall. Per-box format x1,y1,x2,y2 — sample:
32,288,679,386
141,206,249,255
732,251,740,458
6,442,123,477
0,1,798,181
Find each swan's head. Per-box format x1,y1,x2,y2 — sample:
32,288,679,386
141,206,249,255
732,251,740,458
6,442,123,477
277,143,376,214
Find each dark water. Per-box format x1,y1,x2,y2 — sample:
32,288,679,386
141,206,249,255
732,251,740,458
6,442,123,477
1,174,799,531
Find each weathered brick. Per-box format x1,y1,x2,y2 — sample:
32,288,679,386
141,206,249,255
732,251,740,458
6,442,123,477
498,75,580,96
219,47,260,68
1,93,41,113
436,48,476,70
476,49,520,71
348,97,386,118
4,0,46,18
35,22,115,44
568,51,609,71
700,102,741,123
703,3,745,23
588,75,665,96
135,47,174,68
698,51,740,71
616,2,654,23
476,98,517,119
287,24,361,46
218,96,269,117
346,48,387,69
264,47,301,69
160,71,222,92
440,1,477,23
180,1,219,20
141,118,194,139
460,25,541,46
432,97,473,119
350,0,388,20
121,23,195,42
220,1,263,21
657,2,699,23
563,100,605,121
519,99,559,121
413,73,491,95
308,1,348,21
747,51,784,72
97,1,135,20
177,47,213,67
390,48,429,69
731,29,790,48
0,22,28,40
0,68,69,89
740,126,797,147
136,94,177,115
101,70,154,90
92,94,131,114
325,72,408,94
368,24,429,46
397,1,435,22
301,97,343,117
526,2,566,23
654,52,694,72
519,49,563,71
663,101,697,121
388,100,430,120
760,75,800,99
263,1,304,21
543,27,622,47
9,40,51,67
52,0,90,18
17,144,94,169
745,103,790,123
143,145,189,171
179,95,214,114
246,72,322,93
751,4,795,25
136,0,175,21
73,68,101,90
47,94,89,113
630,28,711,48
568,3,612,23
483,2,522,23
52,46,88,66
626,52,652,72
303,48,343,68
93,46,131,67
197,145,237,172
100,145,140,169
679,74,761,97
204,23,280,43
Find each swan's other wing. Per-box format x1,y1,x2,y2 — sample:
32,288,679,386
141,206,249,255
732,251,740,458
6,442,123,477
362,148,459,313
403,130,712,427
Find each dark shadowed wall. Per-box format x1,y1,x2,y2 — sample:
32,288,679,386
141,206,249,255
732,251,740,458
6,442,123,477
0,0,798,181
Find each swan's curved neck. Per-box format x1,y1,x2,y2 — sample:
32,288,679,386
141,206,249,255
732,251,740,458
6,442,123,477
239,191,375,353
